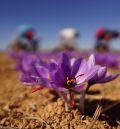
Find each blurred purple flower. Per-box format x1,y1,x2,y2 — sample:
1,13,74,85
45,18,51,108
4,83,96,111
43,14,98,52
19,64,51,93
79,54,120,113
89,66,119,86
87,55,120,87
18,55,50,90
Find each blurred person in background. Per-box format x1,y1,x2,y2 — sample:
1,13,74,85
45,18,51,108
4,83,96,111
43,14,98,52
54,28,79,51
94,28,119,52
10,25,40,51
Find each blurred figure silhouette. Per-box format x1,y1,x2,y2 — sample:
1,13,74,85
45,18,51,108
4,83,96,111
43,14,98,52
55,28,79,51
10,25,39,51
94,28,119,52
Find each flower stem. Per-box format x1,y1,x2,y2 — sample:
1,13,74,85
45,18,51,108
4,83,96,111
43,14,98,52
79,85,90,113
56,90,75,111
65,91,75,111
65,102,69,111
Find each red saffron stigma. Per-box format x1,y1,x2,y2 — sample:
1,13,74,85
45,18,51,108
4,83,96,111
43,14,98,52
32,87,43,93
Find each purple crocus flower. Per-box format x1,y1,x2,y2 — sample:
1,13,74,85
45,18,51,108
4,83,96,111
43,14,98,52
41,53,99,110
48,53,99,92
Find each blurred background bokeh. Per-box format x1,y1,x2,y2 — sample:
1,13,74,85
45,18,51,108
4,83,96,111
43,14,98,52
0,0,120,51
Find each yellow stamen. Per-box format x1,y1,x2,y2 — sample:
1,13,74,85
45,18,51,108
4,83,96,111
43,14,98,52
66,77,76,86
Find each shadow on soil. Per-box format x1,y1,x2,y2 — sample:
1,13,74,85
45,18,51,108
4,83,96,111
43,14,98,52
50,89,120,127
85,98,120,127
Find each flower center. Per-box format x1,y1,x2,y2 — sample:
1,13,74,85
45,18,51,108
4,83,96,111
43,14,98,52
66,77,76,86
66,74,84,88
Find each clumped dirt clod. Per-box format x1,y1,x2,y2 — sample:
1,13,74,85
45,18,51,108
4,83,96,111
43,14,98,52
0,53,120,129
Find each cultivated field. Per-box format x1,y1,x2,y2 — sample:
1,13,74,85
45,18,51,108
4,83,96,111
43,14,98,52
0,52,120,129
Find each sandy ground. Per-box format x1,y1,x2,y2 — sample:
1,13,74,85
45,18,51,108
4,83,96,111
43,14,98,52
0,52,120,129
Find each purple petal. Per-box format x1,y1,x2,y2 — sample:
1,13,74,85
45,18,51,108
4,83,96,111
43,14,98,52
88,54,95,69
50,68,65,85
97,66,107,79
76,59,88,76
76,66,99,84
59,53,71,77
70,58,76,67
35,65,49,79
71,57,83,77
54,87,68,92
50,83,68,91
72,84,84,91
49,60,58,71
18,74,36,86
97,74,120,83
